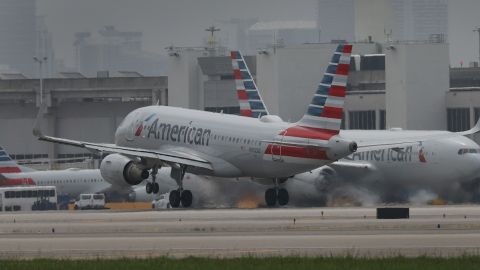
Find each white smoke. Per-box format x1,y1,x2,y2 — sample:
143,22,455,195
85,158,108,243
408,189,437,205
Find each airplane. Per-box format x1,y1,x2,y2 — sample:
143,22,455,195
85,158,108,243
230,49,480,204
0,146,109,196
34,44,436,208
0,146,174,201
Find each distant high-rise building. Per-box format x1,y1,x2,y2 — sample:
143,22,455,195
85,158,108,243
247,21,319,54
390,0,448,42
317,0,448,44
0,0,36,77
218,18,259,53
317,0,355,43
74,26,167,77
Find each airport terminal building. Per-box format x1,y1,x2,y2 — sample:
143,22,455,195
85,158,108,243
0,74,167,168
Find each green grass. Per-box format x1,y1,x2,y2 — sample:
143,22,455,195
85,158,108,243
1,256,480,270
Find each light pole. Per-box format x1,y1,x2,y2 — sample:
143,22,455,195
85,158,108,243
474,27,480,65
33,56,48,105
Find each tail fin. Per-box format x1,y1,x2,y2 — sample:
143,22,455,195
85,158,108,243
0,146,23,173
230,51,269,118
296,44,352,134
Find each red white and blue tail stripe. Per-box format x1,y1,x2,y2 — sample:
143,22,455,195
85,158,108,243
0,146,22,174
263,44,353,163
0,146,35,186
230,51,269,118
297,44,352,133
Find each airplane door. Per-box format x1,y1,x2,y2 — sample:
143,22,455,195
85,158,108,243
272,132,285,162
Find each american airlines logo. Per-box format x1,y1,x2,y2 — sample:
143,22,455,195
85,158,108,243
135,116,211,146
346,146,416,162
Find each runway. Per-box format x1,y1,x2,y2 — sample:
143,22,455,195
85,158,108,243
1,206,480,259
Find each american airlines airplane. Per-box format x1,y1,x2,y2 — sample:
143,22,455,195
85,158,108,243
33,44,443,208
230,49,480,204
0,147,108,196
0,147,179,203
0,146,175,200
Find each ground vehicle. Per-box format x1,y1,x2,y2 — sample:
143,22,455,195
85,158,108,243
0,186,57,211
151,193,171,209
74,193,106,210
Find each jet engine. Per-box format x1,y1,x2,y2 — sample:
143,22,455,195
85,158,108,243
326,136,357,160
100,154,149,187
313,166,337,192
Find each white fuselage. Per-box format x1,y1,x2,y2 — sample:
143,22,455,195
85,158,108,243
300,129,480,199
115,106,339,178
2,169,109,198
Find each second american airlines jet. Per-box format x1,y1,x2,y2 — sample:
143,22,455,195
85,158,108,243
33,44,432,208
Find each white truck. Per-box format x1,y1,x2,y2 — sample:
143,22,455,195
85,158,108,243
74,193,106,210
151,193,172,209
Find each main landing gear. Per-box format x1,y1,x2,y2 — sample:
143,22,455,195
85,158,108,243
168,164,193,208
145,166,160,194
264,179,289,207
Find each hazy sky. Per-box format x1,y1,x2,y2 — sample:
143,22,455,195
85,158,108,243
37,0,480,67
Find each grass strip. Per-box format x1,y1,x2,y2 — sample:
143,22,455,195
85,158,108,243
2,256,480,270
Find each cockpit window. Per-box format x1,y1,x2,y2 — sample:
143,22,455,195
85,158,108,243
458,148,480,155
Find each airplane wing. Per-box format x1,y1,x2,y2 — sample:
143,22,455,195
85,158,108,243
33,104,212,171
34,131,213,171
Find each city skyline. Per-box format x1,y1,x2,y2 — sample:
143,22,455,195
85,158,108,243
21,0,480,70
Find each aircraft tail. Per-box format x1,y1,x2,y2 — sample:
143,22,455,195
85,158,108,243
0,146,24,174
0,147,36,186
295,44,352,134
230,51,269,118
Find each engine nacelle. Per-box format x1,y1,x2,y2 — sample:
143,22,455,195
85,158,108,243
314,166,337,192
326,136,357,160
100,154,149,187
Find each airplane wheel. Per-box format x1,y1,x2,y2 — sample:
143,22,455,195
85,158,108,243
153,182,160,194
180,190,193,207
169,190,181,208
265,188,277,207
146,182,153,194
277,188,289,206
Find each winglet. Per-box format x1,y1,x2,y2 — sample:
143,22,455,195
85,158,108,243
457,118,480,136
32,103,46,138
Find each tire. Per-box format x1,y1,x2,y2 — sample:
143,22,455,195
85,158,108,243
153,182,160,194
265,188,277,207
277,188,289,206
146,182,153,194
180,190,193,208
169,190,181,208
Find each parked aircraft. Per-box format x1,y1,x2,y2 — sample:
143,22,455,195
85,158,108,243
0,147,109,196
0,146,179,201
